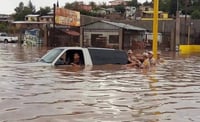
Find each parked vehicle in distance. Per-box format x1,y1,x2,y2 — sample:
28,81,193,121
38,47,128,66
0,32,18,43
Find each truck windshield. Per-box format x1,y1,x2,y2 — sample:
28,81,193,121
40,49,64,63
1,33,7,36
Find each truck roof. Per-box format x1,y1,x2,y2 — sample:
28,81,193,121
54,47,116,51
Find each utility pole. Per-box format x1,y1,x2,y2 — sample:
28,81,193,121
184,0,189,44
175,0,180,51
153,0,159,59
53,3,56,47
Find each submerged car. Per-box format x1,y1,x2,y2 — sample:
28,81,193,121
38,47,128,66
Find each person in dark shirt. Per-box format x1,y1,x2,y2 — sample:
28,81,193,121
71,53,82,67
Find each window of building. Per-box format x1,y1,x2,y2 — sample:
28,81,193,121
109,35,119,44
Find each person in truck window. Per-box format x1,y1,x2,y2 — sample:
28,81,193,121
71,52,82,66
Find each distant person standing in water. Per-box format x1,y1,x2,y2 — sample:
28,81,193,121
156,51,165,64
140,52,150,69
126,49,141,68
148,51,156,66
127,49,134,64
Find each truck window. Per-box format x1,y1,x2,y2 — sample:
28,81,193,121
40,49,64,63
1,33,7,36
88,49,128,65
56,50,85,65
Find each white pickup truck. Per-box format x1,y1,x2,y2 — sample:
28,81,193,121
0,32,18,43
38,47,128,66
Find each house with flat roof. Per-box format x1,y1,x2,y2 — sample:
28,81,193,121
0,14,12,22
39,15,53,23
136,6,172,20
25,14,40,21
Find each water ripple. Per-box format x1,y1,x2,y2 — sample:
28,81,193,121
0,44,200,122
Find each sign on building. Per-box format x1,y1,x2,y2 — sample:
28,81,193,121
55,8,80,27
23,29,41,46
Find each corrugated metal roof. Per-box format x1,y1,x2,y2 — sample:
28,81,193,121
102,20,146,31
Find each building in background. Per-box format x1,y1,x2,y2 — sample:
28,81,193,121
81,20,146,50
39,15,53,23
0,14,12,22
136,6,172,20
79,5,92,11
109,0,131,6
25,15,40,21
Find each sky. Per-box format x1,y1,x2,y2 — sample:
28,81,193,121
0,0,151,14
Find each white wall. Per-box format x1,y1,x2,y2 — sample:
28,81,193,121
144,32,162,44
84,31,119,46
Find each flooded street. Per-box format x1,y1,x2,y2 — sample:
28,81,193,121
0,44,200,122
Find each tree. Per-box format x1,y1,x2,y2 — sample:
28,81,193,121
64,2,80,11
159,0,170,12
0,23,8,32
13,1,36,21
99,2,107,8
23,7,33,16
28,0,36,13
186,0,200,16
127,0,139,7
169,0,178,16
114,5,125,14
36,7,51,16
143,0,153,6
13,2,26,21
191,9,200,19
89,1,97,9
14,2,24,14
64,3,73,10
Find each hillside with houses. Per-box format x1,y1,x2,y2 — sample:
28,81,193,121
0,0,200,51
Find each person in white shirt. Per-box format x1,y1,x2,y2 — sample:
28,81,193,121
148,51,156,66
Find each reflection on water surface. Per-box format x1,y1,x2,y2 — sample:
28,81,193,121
0,44,200,122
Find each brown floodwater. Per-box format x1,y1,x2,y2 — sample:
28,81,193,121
0,44,200,122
